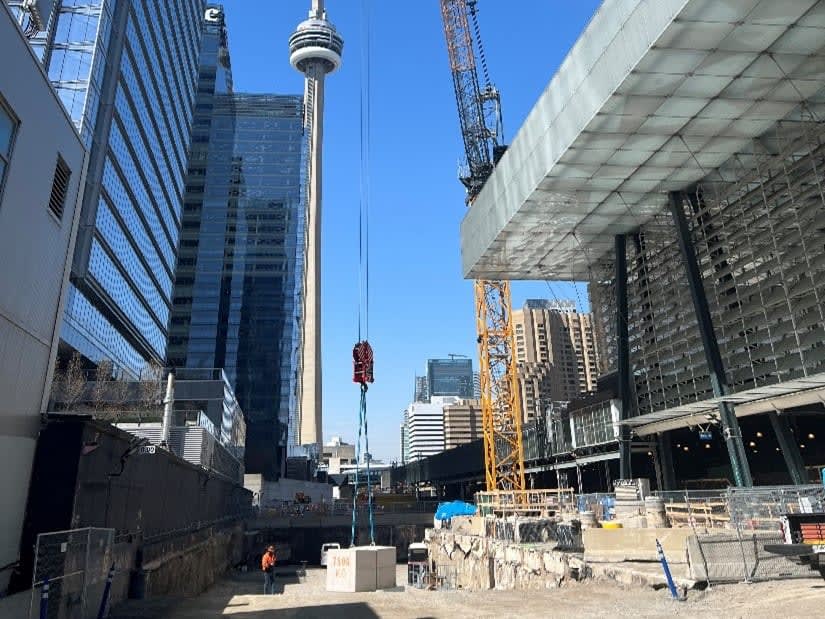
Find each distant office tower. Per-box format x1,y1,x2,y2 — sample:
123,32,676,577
400,412,410,464
414,375,429,403
170,5,306,479
473,371,481,399
512,300,600,423
0,1,86,588
443,399,483,450
13,0,205,376
289,0,343,449
404,396,459,460
427,358,474,398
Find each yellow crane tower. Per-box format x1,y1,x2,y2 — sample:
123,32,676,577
439,0,526,492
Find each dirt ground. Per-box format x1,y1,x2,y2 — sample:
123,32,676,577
110,565,825,619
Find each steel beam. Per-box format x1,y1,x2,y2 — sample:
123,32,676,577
615,234,632,480
768,412,808,485
668,192,753,487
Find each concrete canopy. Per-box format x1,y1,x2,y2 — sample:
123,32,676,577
461,0,825,280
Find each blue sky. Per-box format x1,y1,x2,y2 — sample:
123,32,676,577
221,0,601,461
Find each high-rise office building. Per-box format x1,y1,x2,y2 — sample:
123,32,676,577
427,358,474,399
170,5,306,479
13,0,205,376
402,395,481,460
512,300,600,422
404,396,459,460
400,412,410,464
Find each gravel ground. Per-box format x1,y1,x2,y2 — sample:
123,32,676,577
110,565,825,619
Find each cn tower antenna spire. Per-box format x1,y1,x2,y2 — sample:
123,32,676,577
289,2,344,451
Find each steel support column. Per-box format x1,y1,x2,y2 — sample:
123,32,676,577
768,412,808,485
668,192,753,487
615,234,632,480
656,433,676,490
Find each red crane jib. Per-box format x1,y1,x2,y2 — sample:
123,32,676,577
352,341,375,385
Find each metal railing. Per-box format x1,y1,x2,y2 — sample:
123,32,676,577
254,500,440,518
476,489,575,517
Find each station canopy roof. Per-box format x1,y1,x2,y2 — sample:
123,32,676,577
620,371,825,436
461,0,825,281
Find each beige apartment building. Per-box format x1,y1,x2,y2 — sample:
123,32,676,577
512,300,600,423
443,399,483,450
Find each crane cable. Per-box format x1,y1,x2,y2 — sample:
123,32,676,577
351,0,375,548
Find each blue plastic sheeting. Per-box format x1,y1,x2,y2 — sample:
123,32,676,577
434,500,477,521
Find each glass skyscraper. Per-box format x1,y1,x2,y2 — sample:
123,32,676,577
169,5,306,479
427,358,474,399
13,0,205,376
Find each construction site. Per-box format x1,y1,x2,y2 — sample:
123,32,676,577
4,0,825,616
300,0,825,611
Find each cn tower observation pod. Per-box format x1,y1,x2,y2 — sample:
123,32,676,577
289,15,344,74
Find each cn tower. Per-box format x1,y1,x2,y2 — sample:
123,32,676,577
289,1,343,449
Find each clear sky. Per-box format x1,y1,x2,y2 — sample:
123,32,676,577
220,0,602,461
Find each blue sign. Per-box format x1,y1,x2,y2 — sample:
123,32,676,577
699,431,713,441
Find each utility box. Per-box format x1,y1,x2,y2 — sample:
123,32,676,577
326,546,396,592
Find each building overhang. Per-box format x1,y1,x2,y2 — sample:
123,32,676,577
461,0,825,280
621,372,825,436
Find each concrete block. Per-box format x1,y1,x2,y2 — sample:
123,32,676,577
583,528,691,564
374,546,396,589
326,546,396,592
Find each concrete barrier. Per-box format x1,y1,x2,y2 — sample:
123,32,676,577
583,528,692,564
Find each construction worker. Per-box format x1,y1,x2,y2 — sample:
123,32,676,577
261,545,277,594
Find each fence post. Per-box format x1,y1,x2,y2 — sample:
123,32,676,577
38,578,50,619
82,528,92,616
97,564,116,619
735,523,752,584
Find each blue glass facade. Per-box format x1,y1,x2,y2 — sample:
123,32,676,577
27,0,205,376
427,359,475,399
169,6,306,479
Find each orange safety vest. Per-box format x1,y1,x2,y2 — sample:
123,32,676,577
261,551,276,572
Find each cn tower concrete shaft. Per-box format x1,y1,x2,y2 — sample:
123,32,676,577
289,1,343,450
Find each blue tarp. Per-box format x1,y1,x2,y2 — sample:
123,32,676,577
434,500,477,521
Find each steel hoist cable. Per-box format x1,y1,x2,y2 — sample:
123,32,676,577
351,0,375,548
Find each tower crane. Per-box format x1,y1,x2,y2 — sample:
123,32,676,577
439,0,525,492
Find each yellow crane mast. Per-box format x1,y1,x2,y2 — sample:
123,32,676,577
439,0,525,492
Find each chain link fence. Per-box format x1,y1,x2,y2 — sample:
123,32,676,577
688,528,817,584
727,485,825,531
29,528,114,619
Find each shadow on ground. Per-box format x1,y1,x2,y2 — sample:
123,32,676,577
225,602,381,618
110,567,327,619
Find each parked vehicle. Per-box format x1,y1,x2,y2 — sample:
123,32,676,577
320,542,341,567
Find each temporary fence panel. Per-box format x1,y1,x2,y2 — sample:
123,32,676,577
688,530,818,583
29,528,114,619
726,485,825,531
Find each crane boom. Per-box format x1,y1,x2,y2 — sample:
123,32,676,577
440,0,525,492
